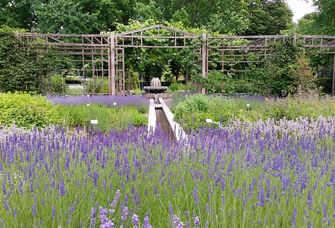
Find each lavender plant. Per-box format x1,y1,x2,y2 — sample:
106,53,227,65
1,117,335,227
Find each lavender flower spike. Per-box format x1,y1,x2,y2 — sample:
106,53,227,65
110,189,121,213
194,216,200,227
132,214,140,228
121,207,129,221
144,214,153,228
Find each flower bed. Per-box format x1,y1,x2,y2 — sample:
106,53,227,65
1,117,335,226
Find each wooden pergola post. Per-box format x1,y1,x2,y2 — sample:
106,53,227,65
110,33,116,96
201,33,207,94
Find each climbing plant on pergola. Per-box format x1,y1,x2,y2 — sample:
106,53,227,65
16,25,335,95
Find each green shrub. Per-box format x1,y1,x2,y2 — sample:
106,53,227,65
0,93,59,128
169,83,188,92
0,30,59,94
51,75,67,94
67,87,85,95
174,94,335,130
86,78,109,94
55,104,147,132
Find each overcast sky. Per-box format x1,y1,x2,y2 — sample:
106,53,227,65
286,0,316,22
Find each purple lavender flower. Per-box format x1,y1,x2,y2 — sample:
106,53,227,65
194,216,200,227
323,202,327,218
257,187,265,207
48,95,148,109
143,214,153,228
307,190,313,210
59,179,65,196
132,214,139,228
121,207,128,221
193,187,199,205
177,222,184,228
110,190,121,212
93,171,99,188
89,207,96,228
291,209,297,228
2,180,6,195
32,203,37,217
227,159,234,175
99,207,109,225
52,206,56,219
101,220,114,228
173,215,181,226
2,198,8,211
169,203,174,223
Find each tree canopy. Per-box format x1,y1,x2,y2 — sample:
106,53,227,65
0,0,294,35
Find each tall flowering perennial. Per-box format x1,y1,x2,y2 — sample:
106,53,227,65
132,214,139,228
1,117,335,226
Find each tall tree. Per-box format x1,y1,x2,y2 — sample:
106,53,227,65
245,0,293,35
0,0,35,30
313,0,335,34
295,13,321,35
33,0,101,33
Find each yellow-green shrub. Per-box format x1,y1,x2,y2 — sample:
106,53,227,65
0,93,59,128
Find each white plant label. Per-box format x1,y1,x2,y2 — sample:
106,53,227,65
206,118,213,123
90,120,98,124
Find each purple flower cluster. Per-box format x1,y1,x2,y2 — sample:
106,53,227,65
48,95,148,108
1,117,335,226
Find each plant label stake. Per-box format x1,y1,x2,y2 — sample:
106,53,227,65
206,118,213,123
90,120,98,125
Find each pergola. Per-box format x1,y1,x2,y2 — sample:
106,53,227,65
16,25,335,95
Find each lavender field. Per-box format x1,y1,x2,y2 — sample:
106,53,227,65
1,117,335,227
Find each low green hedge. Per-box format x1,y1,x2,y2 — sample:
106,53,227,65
0,93,147,131
56,104,147,132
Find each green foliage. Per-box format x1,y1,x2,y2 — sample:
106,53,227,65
245,0,293,35
206,0,249,34
263,95,335,120
115,20,201,84
56,104,147,132
0,93,147,131
161,65,174,82
291,53,317,93
86,78,109,94
294,13,321,35
0,29,59,93
292,1,335,35
33,0,101,33
169,83,189,92
261,39,302,96
133,0,163,22
0,0,295,35
0,1,34,30
192,71,264,95
126,68,140,91
0,93,59,128
174,94,335,130
313,0,335,35
51,75,67,94
175,94,262,130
